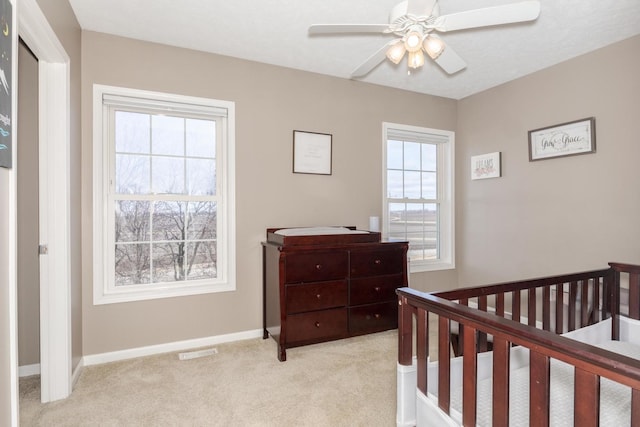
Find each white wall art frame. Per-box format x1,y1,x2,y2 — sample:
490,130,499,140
471,152,501,180
528,117,596,161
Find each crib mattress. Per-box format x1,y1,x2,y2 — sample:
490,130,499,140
448,339,640,426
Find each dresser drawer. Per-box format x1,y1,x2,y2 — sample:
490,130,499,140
286,280,347,314
284,251,348,283
350,248,404,278
349,301,398,334
286,308,348,343
350,274,403,306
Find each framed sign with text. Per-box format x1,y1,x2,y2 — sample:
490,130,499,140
0,0,13,168
293,130,332,175
471,152,501,180
528,117,596,162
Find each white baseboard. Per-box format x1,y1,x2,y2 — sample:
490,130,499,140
18,363,41,378
82,328,263,366
72,358,84,388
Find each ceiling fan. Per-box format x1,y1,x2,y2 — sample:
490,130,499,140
309,0,541,77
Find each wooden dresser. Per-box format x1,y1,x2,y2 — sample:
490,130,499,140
262,227,408,361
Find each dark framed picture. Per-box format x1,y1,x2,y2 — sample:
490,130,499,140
292,130,332,175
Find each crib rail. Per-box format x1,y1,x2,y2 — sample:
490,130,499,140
397,262,640,427
435,267,614,355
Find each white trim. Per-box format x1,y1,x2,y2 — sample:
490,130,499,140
7,2,18,425
18,364,40,378
71,359,84,388
82,329,262,366
18,0,72,403
92,84,236,305
38,61,72,403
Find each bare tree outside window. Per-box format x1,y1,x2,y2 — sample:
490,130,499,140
115,200,151,285
152,200,217,282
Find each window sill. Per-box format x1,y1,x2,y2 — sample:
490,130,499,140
409,260,455,274
93,281,235,305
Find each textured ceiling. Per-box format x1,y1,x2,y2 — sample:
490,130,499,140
68,0,640,100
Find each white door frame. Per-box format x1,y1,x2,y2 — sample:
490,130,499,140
17,0,71,404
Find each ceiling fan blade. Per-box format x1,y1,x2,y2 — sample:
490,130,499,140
406,0,438,17
431,36,467,74
433,0,540,32
351,41,398,78
309,24,389,35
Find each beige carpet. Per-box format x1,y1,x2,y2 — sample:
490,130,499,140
20,330,404,427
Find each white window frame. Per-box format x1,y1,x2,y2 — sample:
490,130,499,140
92,84,236,305
382,122,455,273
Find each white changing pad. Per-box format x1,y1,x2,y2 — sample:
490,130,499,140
274,227,368,236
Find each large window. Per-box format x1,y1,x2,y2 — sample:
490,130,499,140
93,85,236,304
383,122,454,272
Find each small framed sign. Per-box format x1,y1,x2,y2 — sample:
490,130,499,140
471,152,501,180
293,130,332,175
528,117,596,161
0,0,13,168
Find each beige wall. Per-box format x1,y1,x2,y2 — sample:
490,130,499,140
456,35,640,287
80,31,458,355
35,0,83,369
17,41,40,367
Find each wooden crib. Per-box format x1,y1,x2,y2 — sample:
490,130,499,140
396,262,640,426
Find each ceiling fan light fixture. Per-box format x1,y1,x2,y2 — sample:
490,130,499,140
386,40,406,64
423,35,445,59
403,27,424,52
407,49,425,69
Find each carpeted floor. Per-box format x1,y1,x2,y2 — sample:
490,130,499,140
20,330,403,427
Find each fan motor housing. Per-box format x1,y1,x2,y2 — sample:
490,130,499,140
389,0,440,24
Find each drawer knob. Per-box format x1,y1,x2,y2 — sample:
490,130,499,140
315,321,321,328
374,313,381,319
374,259,381,265
374,286,381,292
315,264,323,270
316,293,322,299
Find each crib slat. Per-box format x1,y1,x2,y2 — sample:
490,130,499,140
630,273,640,319
459,298,468,355
478,296,488,352
493,336,510,427
592,277,600,323
568,281,577,331
528,288,537,327
555,284,564,334
512,290,521,323
543,287,551,331
605,270,617,322
496,293,505,317
417,308,428,394
530,350,550,427
438,316,451,414
581,279,590,327
574,368,599,427
611,272,620,340
463,324,477,427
